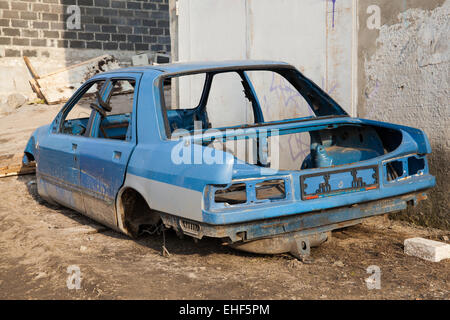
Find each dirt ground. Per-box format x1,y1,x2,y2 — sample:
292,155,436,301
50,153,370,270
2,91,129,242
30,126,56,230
0,174,448,300
0,103,62,157
0,104,449,300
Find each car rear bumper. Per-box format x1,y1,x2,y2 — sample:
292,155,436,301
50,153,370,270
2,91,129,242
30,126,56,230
202,171,435,225
161,190,430,243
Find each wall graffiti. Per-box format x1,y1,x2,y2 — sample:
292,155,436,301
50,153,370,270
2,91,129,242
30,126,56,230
324,0,338,28
260,72,338,168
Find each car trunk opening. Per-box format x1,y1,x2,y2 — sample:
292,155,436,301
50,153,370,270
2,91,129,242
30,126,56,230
201,121,403,173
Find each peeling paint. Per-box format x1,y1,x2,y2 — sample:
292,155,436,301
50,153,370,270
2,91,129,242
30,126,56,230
361,1,449,229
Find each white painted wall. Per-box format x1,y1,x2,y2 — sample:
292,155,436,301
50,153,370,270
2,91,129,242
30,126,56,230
325,0,356,116
177,0,356,112
176,0,356,169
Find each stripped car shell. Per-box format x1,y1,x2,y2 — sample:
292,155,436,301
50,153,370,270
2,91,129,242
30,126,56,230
24,61,435,259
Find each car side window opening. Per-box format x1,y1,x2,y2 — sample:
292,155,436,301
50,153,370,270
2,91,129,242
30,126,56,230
95,79,136,141
166,73,206,111
245,70,315,122
163,73,207,133
162,69,339,136
60,80,105,136
162,71,255,133
206,72,254,129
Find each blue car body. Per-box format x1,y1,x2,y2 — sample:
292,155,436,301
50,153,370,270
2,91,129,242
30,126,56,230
24,61,435,254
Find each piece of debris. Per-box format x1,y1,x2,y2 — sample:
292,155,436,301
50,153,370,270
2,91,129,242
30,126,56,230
131,53,149,66
6,93,27,109
29,98,46,105
80,246,88,252
59,225,106,235
162,243,170,257
27,180,36,186
151,52,171,64
287,259,303,269
161,226,171,257
404,237,450,262
442,235,449,242
24,55,121,105
34,272,47,280
333,260,345,267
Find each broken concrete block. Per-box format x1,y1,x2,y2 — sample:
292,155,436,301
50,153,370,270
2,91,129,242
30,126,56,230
404,237,450,262
132,53,149,66
7,93,27,109
152,53,171,64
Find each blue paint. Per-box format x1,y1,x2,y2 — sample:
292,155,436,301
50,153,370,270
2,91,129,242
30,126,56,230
323,0,337,28
202,174,434,225
186,192,424,242
331,0,337,28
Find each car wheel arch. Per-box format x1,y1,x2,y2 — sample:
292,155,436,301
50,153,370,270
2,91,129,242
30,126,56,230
116,186,161,237
23,135,37,165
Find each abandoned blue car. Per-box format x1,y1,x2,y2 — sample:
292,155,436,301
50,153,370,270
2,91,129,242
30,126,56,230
23,61,435,258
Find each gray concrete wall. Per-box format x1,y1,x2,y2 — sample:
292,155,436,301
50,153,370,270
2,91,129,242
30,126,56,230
357,0,449,229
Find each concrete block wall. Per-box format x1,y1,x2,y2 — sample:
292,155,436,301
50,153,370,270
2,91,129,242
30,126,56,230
0,0,170,56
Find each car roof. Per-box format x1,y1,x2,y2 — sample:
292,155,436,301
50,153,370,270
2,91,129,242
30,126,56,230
100,60,293,76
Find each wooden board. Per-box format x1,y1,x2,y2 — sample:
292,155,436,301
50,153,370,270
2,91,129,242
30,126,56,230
28,55,122,105
0,162,36,178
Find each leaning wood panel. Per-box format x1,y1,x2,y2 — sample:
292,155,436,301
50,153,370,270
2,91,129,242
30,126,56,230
32,55,121,105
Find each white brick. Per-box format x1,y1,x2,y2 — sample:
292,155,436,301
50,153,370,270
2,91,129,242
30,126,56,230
404,237,450,262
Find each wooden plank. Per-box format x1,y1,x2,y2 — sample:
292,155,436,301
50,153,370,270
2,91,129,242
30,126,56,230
23,56,41,79
0,162,36,178
35,55,121,104
29,78,47,103
40,54,111,78
59,225,107,235
23,56,47,102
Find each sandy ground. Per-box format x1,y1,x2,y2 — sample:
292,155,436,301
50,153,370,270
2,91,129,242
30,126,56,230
0,174,448,300
0,103,62,165
0,104,449,300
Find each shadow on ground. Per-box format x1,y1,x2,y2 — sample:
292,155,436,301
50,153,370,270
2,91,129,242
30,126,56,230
18,174,268,259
